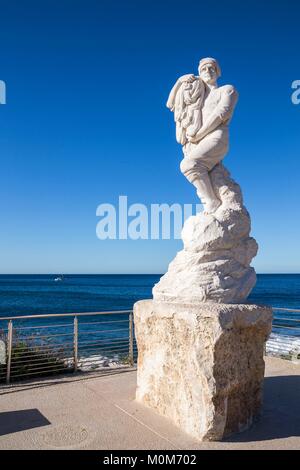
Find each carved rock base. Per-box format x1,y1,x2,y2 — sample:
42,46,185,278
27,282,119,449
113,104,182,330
134,299,272,441
153,164,258,304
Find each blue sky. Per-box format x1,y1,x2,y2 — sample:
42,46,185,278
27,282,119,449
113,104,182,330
0,0,299,274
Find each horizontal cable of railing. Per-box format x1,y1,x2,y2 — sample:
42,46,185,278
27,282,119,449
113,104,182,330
0,310,132,321
272,307,300,313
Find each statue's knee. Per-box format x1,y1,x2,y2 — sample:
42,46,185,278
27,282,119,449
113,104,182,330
180,158,196,175
180,158,208,181
180,159,188,175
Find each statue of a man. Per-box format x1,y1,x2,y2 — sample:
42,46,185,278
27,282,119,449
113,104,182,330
167,57,238,214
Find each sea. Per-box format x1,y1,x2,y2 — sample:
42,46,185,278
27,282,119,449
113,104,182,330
0,274,300,340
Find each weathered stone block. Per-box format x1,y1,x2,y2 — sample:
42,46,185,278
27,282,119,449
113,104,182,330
134,299,272,441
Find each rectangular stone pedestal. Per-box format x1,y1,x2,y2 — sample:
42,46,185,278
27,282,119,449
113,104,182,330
134,300,272,441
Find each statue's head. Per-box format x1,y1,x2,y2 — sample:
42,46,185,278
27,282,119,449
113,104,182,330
198,58,221,85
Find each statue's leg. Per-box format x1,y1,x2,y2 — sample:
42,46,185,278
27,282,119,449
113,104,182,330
193,171,221,214
180,158,221,213
180,132,228,213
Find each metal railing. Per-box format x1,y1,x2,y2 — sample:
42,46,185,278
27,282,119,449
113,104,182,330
266,307,300,360
1,306,300,386
0,310,137,385
272,307,300,330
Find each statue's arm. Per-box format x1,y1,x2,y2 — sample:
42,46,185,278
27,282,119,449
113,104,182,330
191,113,223,142
216,85,239,123
190,85,238,142
166,74,196,111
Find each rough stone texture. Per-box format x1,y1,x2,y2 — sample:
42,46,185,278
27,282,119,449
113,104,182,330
153,163,258,304
134,299,272,441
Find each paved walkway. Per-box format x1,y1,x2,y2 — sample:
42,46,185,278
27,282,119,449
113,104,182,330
0,357,299,450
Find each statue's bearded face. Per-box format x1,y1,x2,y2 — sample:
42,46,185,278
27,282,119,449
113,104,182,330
199,64,218,85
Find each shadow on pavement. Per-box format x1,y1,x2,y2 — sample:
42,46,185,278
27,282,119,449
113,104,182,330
226,374,300,442
0,409,51,436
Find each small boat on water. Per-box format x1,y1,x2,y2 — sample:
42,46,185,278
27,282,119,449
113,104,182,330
54,275,64,282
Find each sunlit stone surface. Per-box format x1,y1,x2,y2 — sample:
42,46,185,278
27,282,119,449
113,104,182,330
153,163,258,304
134,300,272,441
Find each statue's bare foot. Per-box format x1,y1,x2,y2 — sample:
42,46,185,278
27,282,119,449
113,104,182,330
203,199,221,215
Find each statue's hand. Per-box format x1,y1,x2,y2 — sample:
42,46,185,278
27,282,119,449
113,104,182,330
186,130,201,143
187,126,206,143
179,74,196,84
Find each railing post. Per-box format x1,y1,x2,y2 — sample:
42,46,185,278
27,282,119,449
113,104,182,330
6,320,13,384
74,316,78,372
129,312,134,367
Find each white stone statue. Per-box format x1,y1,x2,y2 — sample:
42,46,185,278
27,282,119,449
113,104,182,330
153,57,258,304
134,59,272,441
167,57,238,214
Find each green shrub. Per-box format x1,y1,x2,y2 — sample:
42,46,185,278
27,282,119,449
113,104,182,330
0,329,72,383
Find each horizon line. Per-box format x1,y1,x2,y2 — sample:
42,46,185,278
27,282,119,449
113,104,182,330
0,273,300,276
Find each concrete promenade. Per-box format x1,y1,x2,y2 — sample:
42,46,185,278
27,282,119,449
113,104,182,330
0,357,299,450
